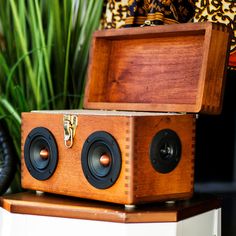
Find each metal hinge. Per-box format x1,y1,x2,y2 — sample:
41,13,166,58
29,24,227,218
63,114,78,148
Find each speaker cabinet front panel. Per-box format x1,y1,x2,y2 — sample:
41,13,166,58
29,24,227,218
21,111,195,205
22,112,132,204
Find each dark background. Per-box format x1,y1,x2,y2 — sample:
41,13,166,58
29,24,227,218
195,69,236,236
195,69,236,183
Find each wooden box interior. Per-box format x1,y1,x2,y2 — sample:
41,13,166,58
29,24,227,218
84,22,230,114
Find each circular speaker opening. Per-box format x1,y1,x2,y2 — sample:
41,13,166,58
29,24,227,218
150,129,181,174
24,127,58,180
81,131,121,189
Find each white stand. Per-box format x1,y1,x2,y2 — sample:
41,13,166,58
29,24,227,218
0,207,221,236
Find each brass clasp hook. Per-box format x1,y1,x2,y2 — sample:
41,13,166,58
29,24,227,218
63,114,78,148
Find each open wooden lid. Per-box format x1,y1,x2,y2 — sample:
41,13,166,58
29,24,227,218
83,22,231,114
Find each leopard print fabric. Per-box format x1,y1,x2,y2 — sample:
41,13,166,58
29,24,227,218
194,0,236,70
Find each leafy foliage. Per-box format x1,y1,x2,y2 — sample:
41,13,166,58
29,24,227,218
0,0,103,192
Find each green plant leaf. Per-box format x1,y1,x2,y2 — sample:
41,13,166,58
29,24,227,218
0,0,103,194
0,98,21,125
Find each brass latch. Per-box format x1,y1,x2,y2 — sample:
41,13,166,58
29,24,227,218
63,114,78,148
140,20,156,27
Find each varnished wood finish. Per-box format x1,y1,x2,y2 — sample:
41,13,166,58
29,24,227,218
84,22,230,114
21,110,195,205
0,192,220,223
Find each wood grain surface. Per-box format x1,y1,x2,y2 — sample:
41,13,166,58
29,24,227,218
0,192,221,223
84,22,230,114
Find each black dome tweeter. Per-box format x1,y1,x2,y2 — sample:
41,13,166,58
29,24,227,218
150,129,181,174
81,131,121,189
24,127,58,180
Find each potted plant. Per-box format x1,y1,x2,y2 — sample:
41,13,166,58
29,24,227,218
0,0,103,194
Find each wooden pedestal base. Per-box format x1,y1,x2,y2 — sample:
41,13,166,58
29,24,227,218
0,192,221,236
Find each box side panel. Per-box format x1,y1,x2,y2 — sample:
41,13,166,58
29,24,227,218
84,38,112,108
132,115,196,203
201,24,231,114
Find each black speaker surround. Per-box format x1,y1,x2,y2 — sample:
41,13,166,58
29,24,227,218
24,127,58,180
150,129,182,174
81,131,121,189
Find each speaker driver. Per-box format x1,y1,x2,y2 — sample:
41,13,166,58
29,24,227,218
150,129,181,174
82,131,121,189
24,127,58,180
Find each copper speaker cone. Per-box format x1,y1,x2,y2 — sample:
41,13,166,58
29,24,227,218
99,154,111,167
39,149,49,160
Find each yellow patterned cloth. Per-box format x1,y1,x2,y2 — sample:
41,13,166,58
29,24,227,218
101,0,195,29
194,0,236,70
125,0,195,26
101,0,129,29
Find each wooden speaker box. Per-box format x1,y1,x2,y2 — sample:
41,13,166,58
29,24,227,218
21,22,230,205
22,111,195,205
